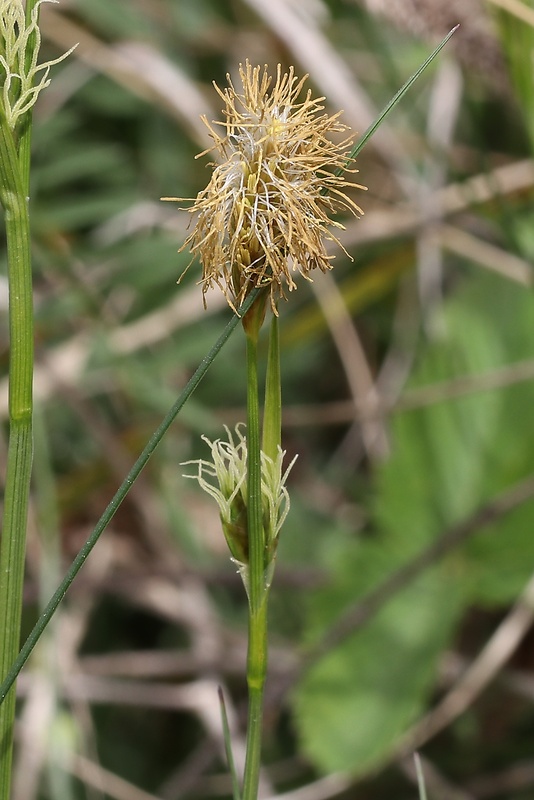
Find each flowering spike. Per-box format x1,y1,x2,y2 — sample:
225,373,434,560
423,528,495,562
163,61,365,312
0,0,77,129
182,424,297,593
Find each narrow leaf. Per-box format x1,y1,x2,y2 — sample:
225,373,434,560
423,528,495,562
218,686,242,800
341,25,460,165
414,753,428,800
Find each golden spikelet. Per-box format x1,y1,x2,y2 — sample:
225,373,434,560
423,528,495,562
164,61,365,312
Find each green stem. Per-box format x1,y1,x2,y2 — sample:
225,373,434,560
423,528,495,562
243,599,268,800
262,315,281,463
245,333,264,612
0,110,34,798
243,331,268,800
0,288,262,708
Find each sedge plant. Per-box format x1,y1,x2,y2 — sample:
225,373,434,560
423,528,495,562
168,62,365,799
166,55,454,798
0,10,456,798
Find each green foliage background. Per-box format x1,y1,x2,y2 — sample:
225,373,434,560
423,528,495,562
2,1,534,798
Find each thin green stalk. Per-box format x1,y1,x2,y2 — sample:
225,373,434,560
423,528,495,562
262,314,281,463
0,109,34,798
243,329,268,800
0,287,262,707
245,331,264,614
242,599,268,800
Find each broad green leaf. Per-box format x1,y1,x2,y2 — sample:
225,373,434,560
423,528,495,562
293,538,464,776
293,269,534,775
377,269,534,604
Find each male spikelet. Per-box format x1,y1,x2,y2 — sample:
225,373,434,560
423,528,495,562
164,61,365,312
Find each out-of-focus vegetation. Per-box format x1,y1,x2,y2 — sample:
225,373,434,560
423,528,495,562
2,0,534,798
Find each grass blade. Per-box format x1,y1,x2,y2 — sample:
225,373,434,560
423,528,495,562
340,25,460,165
414,753,429,800
218,686,242,800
